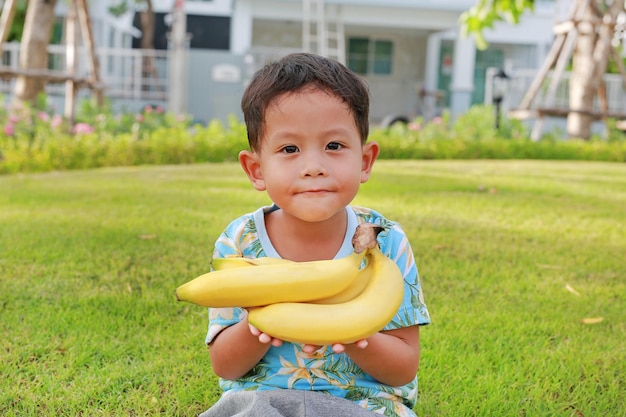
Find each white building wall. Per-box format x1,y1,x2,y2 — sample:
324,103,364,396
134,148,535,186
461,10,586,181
231,0,253,54
151,0,233,15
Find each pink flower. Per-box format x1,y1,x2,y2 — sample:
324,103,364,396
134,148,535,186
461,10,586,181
144,105,153,113
37,112,50,122
135,114,144,122
72,122,94,135
155,106,164,114
8,114,19,124
51,114,63,128
408,122,421,131
3,123,14,136
432,117,442,124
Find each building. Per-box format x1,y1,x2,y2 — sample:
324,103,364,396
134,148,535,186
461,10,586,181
146,0,556,124
2,0,560,125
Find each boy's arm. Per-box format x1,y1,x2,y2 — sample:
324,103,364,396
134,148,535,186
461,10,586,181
208,317,277,380
343,325,420,387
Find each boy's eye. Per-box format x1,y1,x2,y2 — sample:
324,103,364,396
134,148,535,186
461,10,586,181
326,142,342,151
281,145,299,154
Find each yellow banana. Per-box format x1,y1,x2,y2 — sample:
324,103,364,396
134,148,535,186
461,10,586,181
311,259,372,304
211,256,292,271
247,246,405,345
175,250,366,308
211,256,370,305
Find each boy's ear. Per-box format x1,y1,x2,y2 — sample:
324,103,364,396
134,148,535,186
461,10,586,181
239,150,266,191
360,141,380,183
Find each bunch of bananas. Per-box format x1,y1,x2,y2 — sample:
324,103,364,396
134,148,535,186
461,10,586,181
175,229,404,345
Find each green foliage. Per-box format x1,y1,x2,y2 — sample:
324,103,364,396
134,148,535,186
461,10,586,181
460,0,535,49
1,97,625,175
6,0,28,42
3,0,62,44
370,106,626,162
108,0,131,17
606,45,626,74
108,1,152,18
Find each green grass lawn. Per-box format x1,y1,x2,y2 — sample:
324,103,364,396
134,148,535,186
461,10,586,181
1,160,625,416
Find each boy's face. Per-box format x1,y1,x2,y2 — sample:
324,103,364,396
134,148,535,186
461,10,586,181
240,88,378,224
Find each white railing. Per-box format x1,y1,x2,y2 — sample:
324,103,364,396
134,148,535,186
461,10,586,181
0,42,168,104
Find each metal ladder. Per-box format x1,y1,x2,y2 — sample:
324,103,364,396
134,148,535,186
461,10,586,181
302,0,345,64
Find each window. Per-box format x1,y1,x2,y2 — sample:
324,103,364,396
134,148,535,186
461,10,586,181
133,13,230,50
347,38,393,75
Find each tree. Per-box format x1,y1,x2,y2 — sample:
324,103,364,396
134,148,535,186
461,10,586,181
0,0,27,43
460,0,535,51
10,0,58,114
3,0,155,114
568,0,624,139
460,0,626,140
137,0,158,91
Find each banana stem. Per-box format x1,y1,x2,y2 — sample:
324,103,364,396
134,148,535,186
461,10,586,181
352,223,384,253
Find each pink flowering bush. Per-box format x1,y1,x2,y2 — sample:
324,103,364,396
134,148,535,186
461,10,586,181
71,122,95,135
3,124,14,136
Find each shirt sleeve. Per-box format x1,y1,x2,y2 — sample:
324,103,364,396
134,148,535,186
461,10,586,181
379,223,431,330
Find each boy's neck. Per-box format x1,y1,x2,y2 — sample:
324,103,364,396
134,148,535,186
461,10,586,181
264,208,348,262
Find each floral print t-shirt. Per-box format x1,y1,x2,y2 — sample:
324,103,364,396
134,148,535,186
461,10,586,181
206,205,431,417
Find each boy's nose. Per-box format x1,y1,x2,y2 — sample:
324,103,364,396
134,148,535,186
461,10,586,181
301,154,328,177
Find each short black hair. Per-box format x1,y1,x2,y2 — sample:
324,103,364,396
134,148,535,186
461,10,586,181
241,53,370,152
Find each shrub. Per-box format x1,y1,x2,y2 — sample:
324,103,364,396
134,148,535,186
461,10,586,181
1,97,624,175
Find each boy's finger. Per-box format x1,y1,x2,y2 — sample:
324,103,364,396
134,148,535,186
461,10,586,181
332,343,345,354
249,323,261,336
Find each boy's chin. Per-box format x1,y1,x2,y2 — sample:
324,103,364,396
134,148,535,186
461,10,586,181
285,205,347,224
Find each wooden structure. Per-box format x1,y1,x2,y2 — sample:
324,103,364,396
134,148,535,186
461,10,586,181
508,0,626,139
0,0,103,121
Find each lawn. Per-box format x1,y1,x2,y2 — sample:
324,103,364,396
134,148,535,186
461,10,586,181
1,160,625,416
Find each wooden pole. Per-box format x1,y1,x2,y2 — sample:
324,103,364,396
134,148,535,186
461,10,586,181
64,1,78,122
0,0,18,57
75,0,103,105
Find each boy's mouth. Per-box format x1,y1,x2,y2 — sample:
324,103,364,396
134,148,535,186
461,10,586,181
298,189,330,195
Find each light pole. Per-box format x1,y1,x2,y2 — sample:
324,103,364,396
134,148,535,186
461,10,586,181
493,68,509,130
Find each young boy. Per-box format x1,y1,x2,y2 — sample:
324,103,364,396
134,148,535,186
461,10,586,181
200,53,430,417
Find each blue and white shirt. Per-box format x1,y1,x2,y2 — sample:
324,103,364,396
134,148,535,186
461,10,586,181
206,205,431,417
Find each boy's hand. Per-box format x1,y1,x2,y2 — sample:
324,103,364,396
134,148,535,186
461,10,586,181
247,320,368,353
248,323,283,347
303,340,368,354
